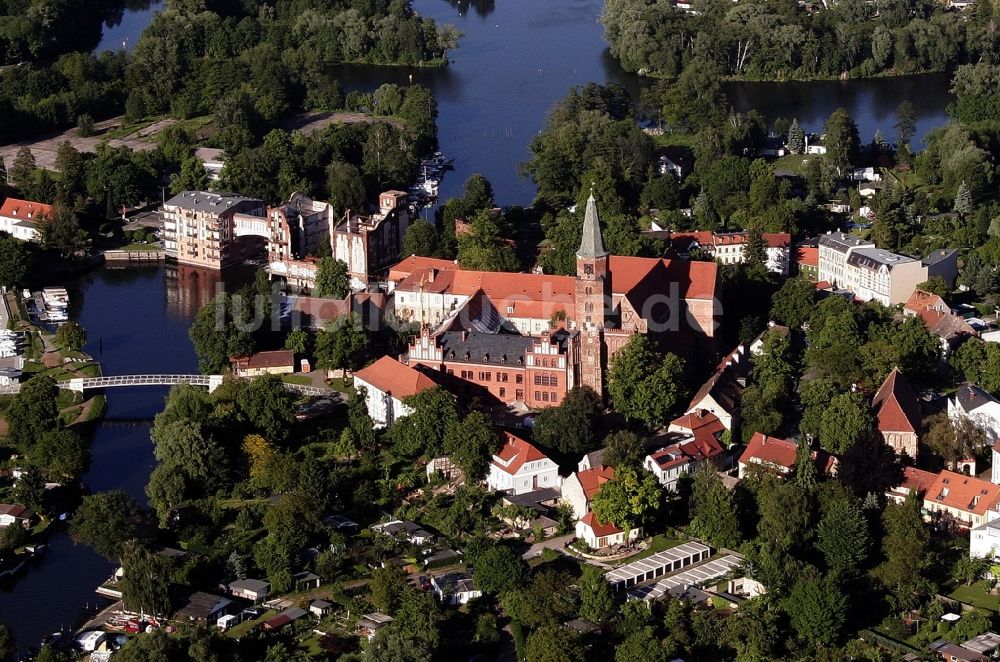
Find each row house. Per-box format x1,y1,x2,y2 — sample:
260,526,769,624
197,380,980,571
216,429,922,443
405,327,572,408
331,191,411,290
0,197,52,242
485,432,560,495
817,231,957,305
162,191,265,269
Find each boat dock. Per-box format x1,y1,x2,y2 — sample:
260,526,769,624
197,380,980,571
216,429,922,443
103,250,164,263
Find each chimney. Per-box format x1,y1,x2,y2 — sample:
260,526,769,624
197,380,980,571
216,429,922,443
461,330,468,342
428,268,436,283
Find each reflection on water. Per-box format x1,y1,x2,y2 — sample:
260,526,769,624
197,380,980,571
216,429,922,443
94,0,164,53
439,0,496,17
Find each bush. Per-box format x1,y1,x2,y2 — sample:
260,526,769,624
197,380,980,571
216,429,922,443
77,113,94,137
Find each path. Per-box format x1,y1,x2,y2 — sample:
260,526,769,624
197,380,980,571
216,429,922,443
521,534,574,560
282,111,403,136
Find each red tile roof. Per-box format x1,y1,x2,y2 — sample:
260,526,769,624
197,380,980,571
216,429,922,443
231,350,295,370
0,198,52,224
491,432,549,475
926,470,1000,517
670,411,725,437
607,256,717,301
815,280,832,290
894,466,938,497
0,504,27,517
579,511,623,537
388,256,460,283
740,433,835,474
353,356,437,400
904,289,949,315
796,246,818,268
872,368,922,434
576,466,615,500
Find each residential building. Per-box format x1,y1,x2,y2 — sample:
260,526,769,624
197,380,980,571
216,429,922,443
970,518,1000,561
930,640,989,662
924,470,1000,529
175,592,232,623
162,191,265,269
668,410,725,439
370,520,434,545
904,289,976,355
644,433,724,491
561,466,614,519
262,607,307,631
950,384,1000,442
430,572,481,605
387,255,460,292
228,578,269,603
738,433,835,479
485,432,559,495
353,356,438,427
358,613,393,640
872,368,922,458
309,600,333,618
796,245,818,281
670,230,792,275
576,512,641,550
0,504,31,528
886,466,938,505
0,197,52,242
262,193,337,291
330,191,411,290
406,328,573,409
685,344,750,431
817,231,958,305
577,449,607,472
229,350,296,378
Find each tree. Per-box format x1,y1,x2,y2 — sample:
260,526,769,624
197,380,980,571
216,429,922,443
39,205,87,257
54,141,85,201
387,386,458,458
236,374,296,443
757,480,813,553
616,628,668,662
782,578,847,645
365,628,432,662
608,335,686,427
504,569,577,627
819,392,874,454
13,466,45,514
602,430,645,468
591,464,661,532
472,545,527,596
689,464,740,549
314,257,350,299
918,276,951,299
817,489,869,574
442,411,499,480
794,439,818,492
9,147,36,194
55,321,86,352
151,419,227,489
0,235,28,289
578,565,614,623
120,540,171,618
314,314,369,375
744,227,768,275
800,378,837,439
77,113,94,137
824,108,860,177
874,494,931,609
30,428,89,479
5,374,59,452
525,625,584,662
837,433,904,499
951,339,987,384
769,277,815,329
895,100,917,145
401,221,440,259
188,293,254,373
326,161,366,215
70,491,143,560
532,386,602,455
786,118,805,154
954,180,974,215
371,564,409,614
283,328,310,355
170,156,210,195
456,210,518,272
924,412,989,468
0,624,13,662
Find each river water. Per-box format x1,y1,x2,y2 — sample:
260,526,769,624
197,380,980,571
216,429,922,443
0,0,954,654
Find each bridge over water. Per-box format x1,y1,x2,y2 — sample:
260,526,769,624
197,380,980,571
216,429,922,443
0,375,328,397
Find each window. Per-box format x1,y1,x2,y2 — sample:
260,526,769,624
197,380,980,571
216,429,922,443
516,374,523,384
479,371,492,382
499,388,506,397
535,391,541,401
542,392,550,402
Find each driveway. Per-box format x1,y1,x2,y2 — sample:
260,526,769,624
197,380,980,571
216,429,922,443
521,533,574,560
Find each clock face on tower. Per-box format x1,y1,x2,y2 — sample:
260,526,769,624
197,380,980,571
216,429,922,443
583,264,593,275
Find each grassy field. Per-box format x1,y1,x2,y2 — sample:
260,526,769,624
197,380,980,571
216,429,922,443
619,534,686,563
653,132,698,148
281,374,315,386
115,242,162,252
949,581,1000,612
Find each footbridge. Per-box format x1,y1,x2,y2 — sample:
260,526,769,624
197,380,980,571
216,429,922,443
0,375,328,396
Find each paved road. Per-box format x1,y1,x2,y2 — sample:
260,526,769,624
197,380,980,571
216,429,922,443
521,534,574,560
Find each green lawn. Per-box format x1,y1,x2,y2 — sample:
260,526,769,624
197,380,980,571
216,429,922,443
948,581,1000,612
653,131,697,148
281,374,315,386
619,534,686,563
771,153,819,176
115,242,161,252
225,609,275,639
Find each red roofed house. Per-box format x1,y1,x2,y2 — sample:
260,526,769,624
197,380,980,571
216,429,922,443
796,245,819,281
738,433,836,479
872,368,921,459
0,197,53,242
644,433,725,491
561,465,615,519
486,432,559,495
886,466,939,505
230,350,296,378
353,356,437,427
387,256,460,290
0,504,32,528
669,410,725,439
904,289,976,356
576,511,641,550
924,470,1000,529
684,344,750,431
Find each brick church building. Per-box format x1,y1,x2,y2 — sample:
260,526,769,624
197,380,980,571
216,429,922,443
402,195,718,408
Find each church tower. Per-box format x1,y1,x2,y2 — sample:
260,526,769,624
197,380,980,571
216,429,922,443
574,194,610,396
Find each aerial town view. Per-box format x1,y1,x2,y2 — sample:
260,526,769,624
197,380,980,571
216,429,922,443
3,0,1000,660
